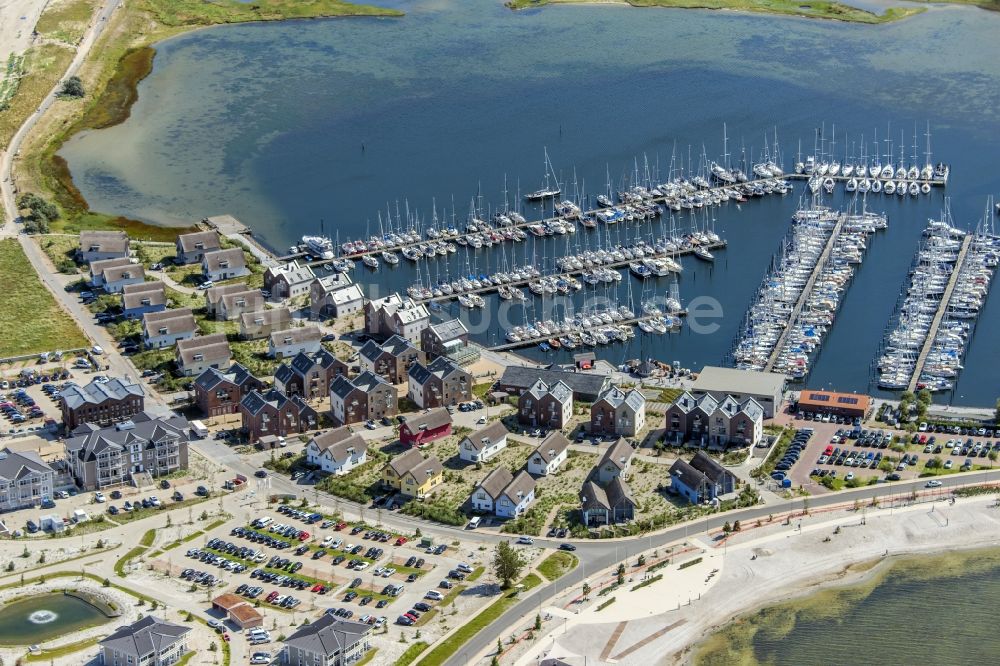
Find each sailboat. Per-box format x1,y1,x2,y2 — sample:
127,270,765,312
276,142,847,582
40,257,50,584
362,254,379,269
525,148,561,201
694,246,715,262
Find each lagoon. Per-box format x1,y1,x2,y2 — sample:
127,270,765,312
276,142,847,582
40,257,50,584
0,593,110,645
59,0,1000,404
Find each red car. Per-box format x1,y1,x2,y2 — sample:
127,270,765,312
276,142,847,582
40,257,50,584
222,633,231,642
395,537,408,546
334,522,347,531
298,531,310,541
265,591,279,603
311,584,324,593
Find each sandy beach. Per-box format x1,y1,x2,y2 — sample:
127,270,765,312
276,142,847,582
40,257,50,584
503,492,1000,666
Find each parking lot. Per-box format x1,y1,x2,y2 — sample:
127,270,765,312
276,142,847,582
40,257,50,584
783,414,1000,493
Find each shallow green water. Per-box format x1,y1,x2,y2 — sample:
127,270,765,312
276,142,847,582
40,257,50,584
0,593,110,645
695,548,1000,665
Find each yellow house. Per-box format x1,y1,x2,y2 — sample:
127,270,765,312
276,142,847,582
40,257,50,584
382,449,444,498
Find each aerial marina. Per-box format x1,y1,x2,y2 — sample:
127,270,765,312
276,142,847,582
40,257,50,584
876,206,999,392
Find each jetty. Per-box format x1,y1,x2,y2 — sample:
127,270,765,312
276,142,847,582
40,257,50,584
764,213,847,373
486,310,686,353
204,215,280,268
907,234,973,393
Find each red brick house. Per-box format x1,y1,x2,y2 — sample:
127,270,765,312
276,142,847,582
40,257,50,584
239,388,318,442
399,407,453,448
273,349,349,401
194,363,264,417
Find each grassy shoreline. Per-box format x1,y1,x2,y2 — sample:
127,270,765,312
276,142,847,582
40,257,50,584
20,0,402,240
505,0,927,24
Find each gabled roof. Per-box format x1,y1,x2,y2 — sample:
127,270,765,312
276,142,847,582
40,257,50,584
269,325,321,348
240,388,311,416
605,476,636,508
599,438,633,471
401,407,451,434
142,308,196,338
102,263,145,283
194,363,258,392
383,334,416,356
221,289,264,312
740,397,765,422
669,458,709,492
597,385,646,412
65,413,190,463
240,307,291,329
548,380,573,404
283,614,370,659
476,467,513,501
177,333,231,367
205,283,247,305
99,615,191,659
331,284,363,305
330,375,359,401
409,356,465,386
312,273,353,295
359,339,386,364
500,470,535,503
462,421,508,452
500,366,610,401
267,260,315,286
310,427,367,461
525,378,549,401
80,230,129,255
352,371,391,394
0,449,54,482
580,480,610,512
176,230,221,253
202,248,246,272
428,318,468,342
90,256,131,278
531,431,570,464
122,281,166,310
60,377,144,410
689,451,732,485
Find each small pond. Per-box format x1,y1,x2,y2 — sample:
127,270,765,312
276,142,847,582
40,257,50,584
0,593,111,645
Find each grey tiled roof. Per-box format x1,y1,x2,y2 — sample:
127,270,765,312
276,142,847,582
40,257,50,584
476,467,513,501
400,407,451,434
599,438,634,471
202,248,246,272
176,230,221,253
283,614,370,658
65,413,189,463
80,230,128,255
462,421,508,452
194,363,257,392
122,281,166,309
499,366,610,400
0,449,53,482
269,325,321,348
60,377,144,410
142,308,196,337
531,432,570,464
99,615,190,660
177,334,231,367
500,470,535,503
428,318,468,342
689,451,732,485
311,428,368,460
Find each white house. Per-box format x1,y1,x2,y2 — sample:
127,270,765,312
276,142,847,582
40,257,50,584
267,325,322,359
525,431,570,476
306,427,368,475
470,467,512,514
458,421,509,463
202,248,249,282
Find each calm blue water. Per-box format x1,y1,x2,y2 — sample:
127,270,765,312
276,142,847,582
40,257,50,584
60,1,1000,405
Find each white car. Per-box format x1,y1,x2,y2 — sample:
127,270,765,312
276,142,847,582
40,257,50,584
198,281,214,290
250,653,271,664
321,536,335,547
424,590,443,601
94,492,106,503
925,479,943,488
354,563,369,571
477,416,487,424
91,345,104,355
517,536,534,545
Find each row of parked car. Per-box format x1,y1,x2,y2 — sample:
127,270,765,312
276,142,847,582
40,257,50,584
275,504,332,525
185,547,250,574
180,568,225,587
326,607,387,627
1,368,70,389
231,526,292,550
1,388,45,424
770,429,813,482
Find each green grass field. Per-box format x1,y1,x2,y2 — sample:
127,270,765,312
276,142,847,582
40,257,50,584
0,239,88,358
537,551,578,581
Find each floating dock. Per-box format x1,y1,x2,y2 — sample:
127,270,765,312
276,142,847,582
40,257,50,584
486,310,686,353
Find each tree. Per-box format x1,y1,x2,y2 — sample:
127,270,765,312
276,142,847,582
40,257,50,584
733,520,741,532
535,614,542,630
492,541,523,589
722,521,731,535
925,457,943,469
59,76,85,98
582,582,591,597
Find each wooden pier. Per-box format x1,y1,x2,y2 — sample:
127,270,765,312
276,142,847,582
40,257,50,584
411,240,726,305
907,234,973,393
785,173,948,187
764,212,847,374
486,311,686,352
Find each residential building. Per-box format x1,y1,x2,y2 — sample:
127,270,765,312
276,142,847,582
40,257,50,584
0,449,55,512
595,438,634,484
364,293,429,344
381,448,444,499
690,365,785,419
420,318,470,360
470,468,513,514
580,477,636,526
122,281,166,319
458,421,508,463
268,325,322,359
407,356,471,409
590,386,646,437
202,248,249,282
95,261,144,293
193,363,264,417
240,307,292,340
664,391,764,448
359,335,424,385
273,349,348,401
797,390,871,420
175,230,221,264
399,407,452,448
517,379,573,430
264,260,316,301
65,413,190,490
280,614,371,666
218,288,265,321
142,308,197,349
239,389,318,443
99,615,191,666
309,274,358,319
176,333,232,377
79,230,129,264
497,366,611,402
204,283,248,318
329,372,397,427
60,377,145,430
89,257,131,288
525,432,570,476
495,470,535,519
668,451,737,504
306,427,368,475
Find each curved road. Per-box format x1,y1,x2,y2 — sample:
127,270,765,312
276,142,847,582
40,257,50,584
1,1,119,233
